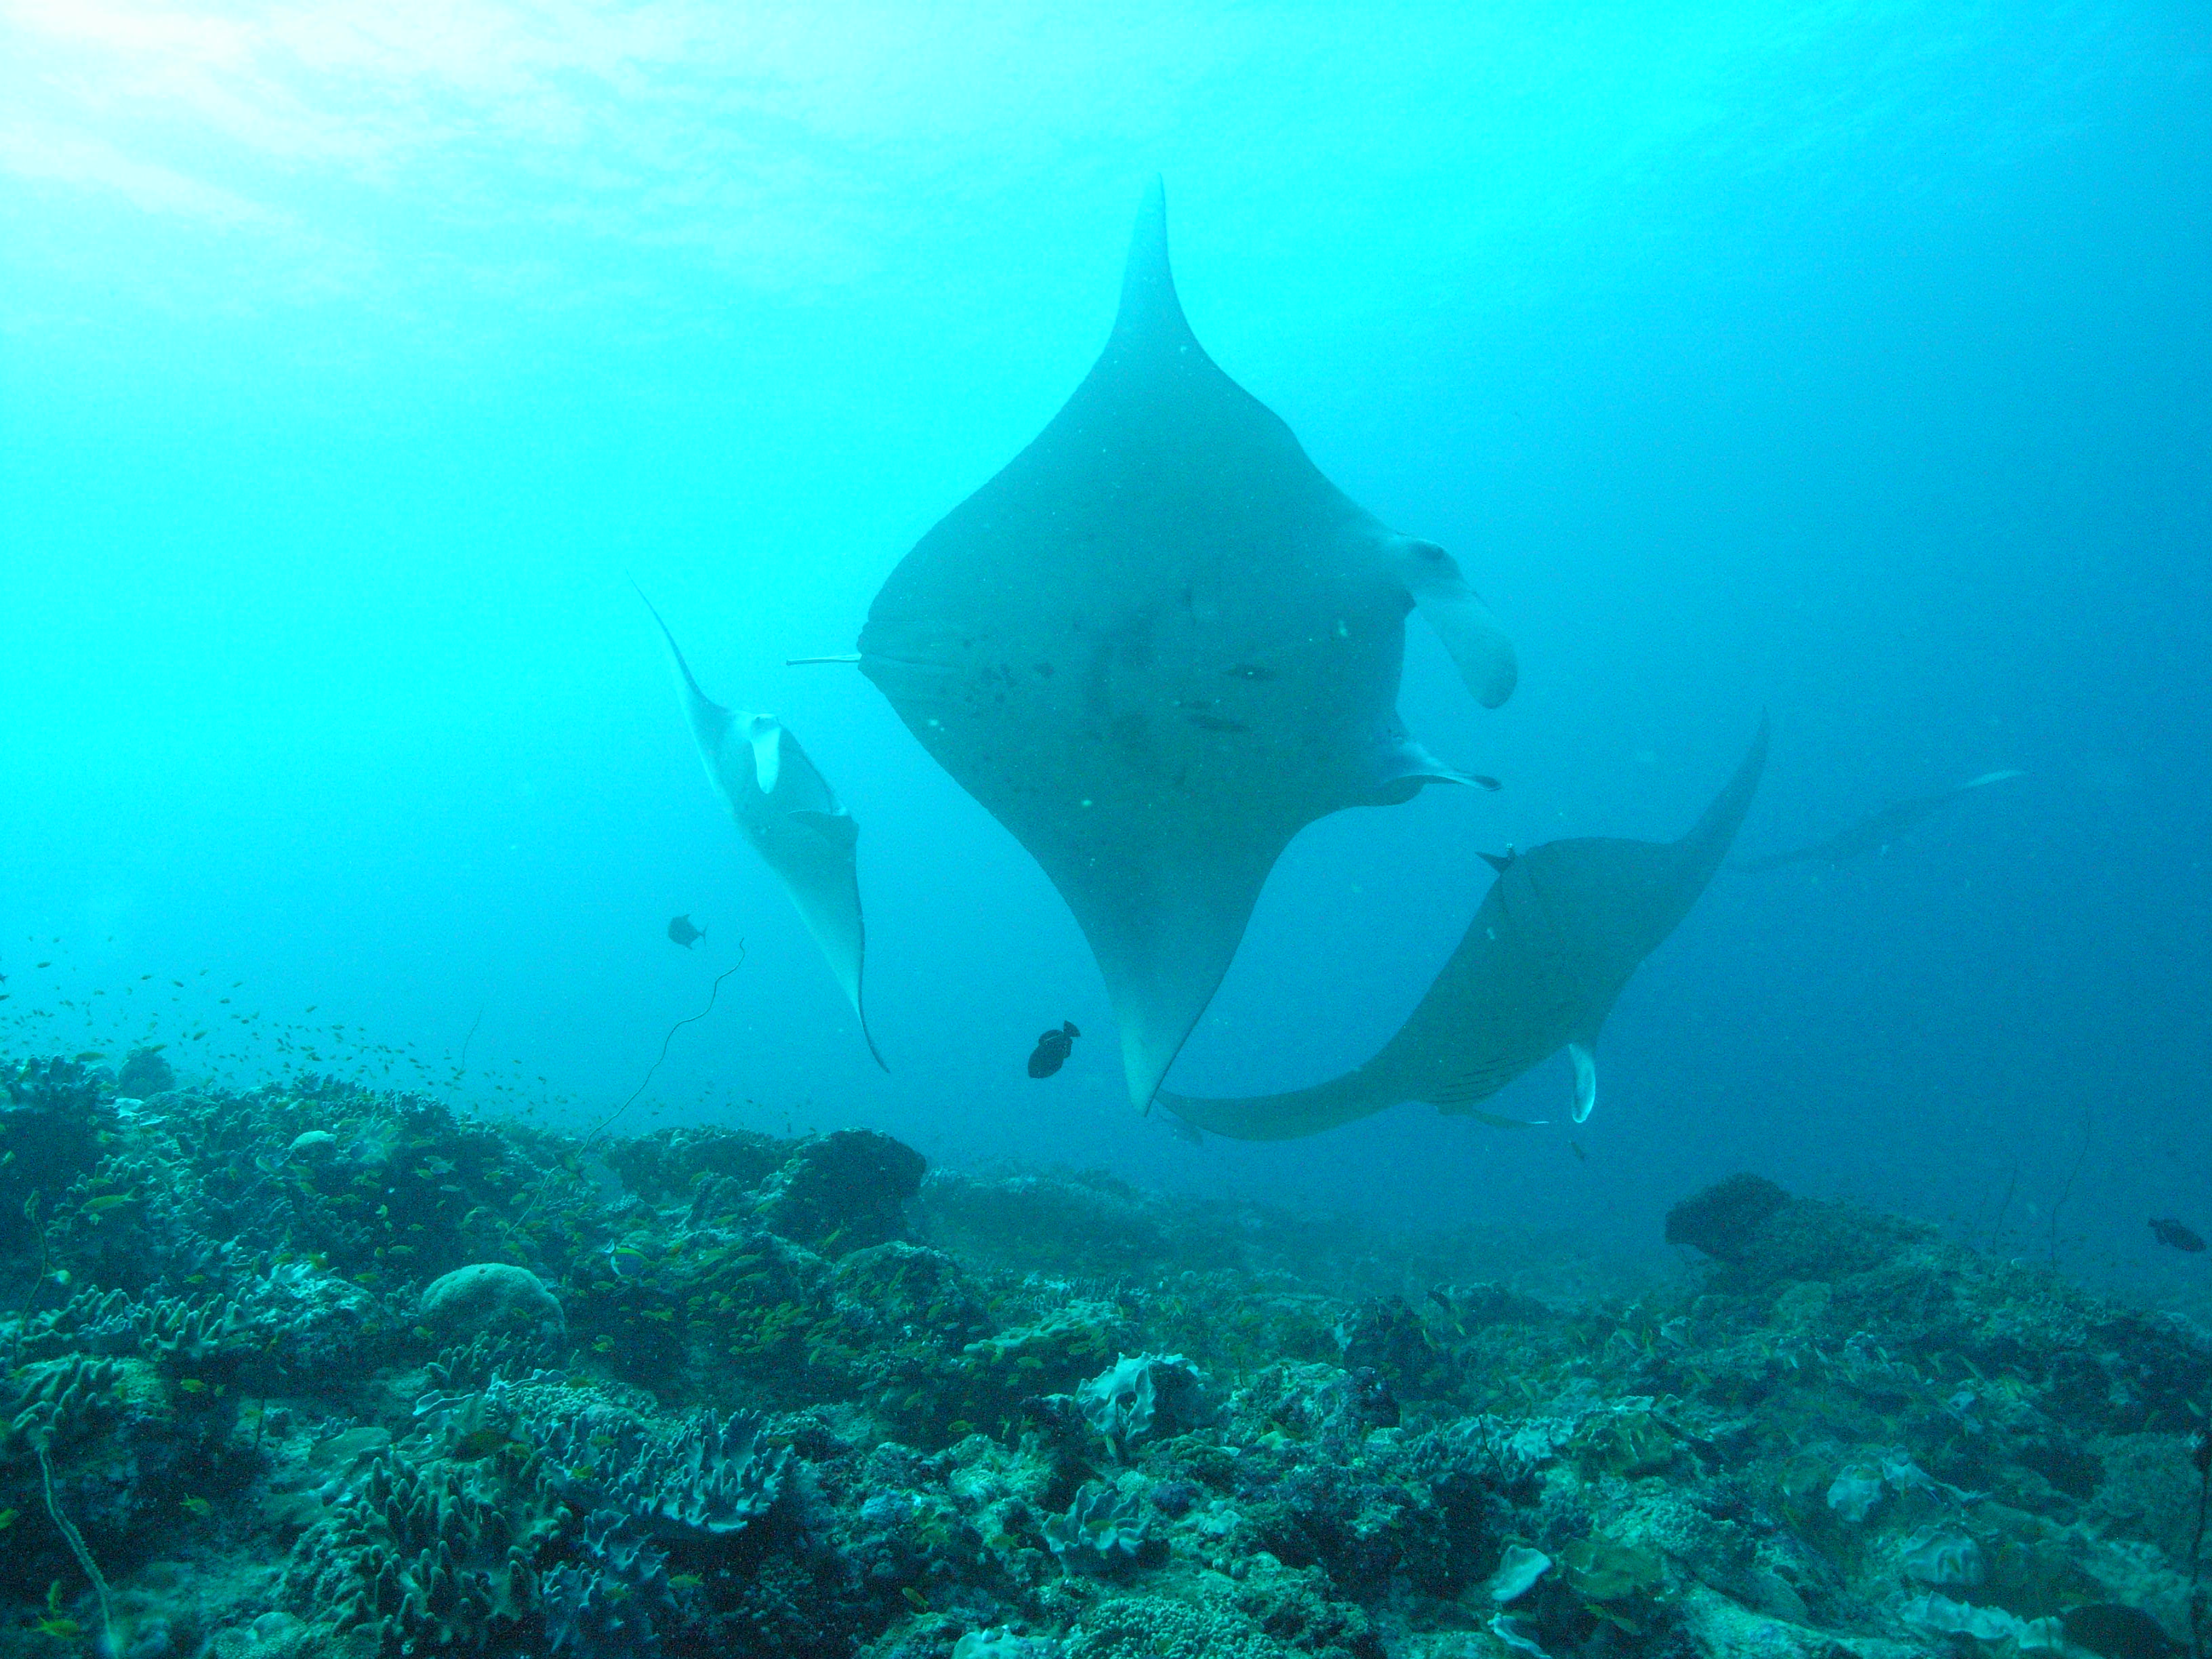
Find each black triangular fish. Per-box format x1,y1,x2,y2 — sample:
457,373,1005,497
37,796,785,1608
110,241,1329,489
1027,1021,1081,1079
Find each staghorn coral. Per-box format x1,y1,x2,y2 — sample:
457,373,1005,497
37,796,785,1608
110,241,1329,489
4,1353,130,1443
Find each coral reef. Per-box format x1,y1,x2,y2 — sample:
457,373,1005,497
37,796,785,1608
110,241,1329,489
3,1054,2209,1659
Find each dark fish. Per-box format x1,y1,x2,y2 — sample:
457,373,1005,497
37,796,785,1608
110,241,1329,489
1027,1021,1080,1079
667,914,705,949
2150,1217,2205,1252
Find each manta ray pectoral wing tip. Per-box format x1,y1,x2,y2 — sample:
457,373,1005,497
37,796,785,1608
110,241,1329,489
631,579,723,718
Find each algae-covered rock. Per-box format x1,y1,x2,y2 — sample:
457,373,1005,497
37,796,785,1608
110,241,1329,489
419,1261,565,1338
117,1045,177,1097
604,1122,795,1206
754,1128,925,1254
1665,1173,1789,1263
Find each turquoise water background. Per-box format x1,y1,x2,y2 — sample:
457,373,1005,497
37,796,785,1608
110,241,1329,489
2,4,2205,1277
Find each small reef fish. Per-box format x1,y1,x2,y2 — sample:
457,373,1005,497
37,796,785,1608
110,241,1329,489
2149,1217,2205,1253
666,914,705,949
1027,1021,1080,1079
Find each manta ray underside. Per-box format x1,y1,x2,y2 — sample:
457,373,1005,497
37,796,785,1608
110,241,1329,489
859,180,1517,1110
1159,718,1768,1140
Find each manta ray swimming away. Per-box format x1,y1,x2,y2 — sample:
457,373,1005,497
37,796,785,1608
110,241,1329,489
1736,769,2023,873
640,592,886,1069
1158,719,1768,1141
858,180,1517,1111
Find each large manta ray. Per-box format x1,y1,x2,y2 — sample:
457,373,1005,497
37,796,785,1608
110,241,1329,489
1158,720,1767,1140
859,180,1517,1111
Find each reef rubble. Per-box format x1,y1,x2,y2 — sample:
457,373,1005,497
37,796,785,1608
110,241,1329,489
3,1054,2208,1658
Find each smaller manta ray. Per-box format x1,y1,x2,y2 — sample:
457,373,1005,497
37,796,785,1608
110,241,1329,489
667,914,705,949
1027,1021,1080,1079
1737,770,2022,872
2150,1218,2205,1254
639,590,886,1069
1160,719,1767,1140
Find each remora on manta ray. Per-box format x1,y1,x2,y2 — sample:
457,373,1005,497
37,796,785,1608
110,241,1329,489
640,591,886,1069
1159,720,1768,1140
858,179,1517,1111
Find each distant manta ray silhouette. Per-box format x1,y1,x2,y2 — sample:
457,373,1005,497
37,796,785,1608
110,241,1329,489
1736,769,2022,872
1159,719,1767,1141
638,588,886,1069
856,178,1516,1113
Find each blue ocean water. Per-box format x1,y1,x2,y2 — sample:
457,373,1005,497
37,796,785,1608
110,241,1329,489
1,2,2205,1292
